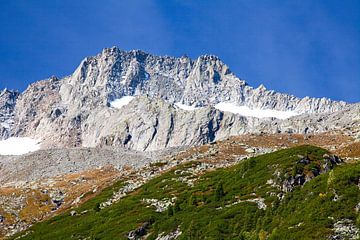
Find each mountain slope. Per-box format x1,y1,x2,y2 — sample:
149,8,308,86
11,145,360,240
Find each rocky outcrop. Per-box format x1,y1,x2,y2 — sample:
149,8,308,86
0,89,19,139
127,222,150,240
330,219,359,240
282,154,342,193
155,227,182,240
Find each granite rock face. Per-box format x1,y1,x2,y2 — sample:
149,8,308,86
59,47,347,112
1,47,358,151
0,89,19,139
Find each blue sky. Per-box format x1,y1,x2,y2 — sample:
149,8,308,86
0,0,359,102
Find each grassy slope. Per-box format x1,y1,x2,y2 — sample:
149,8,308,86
12,145,360,240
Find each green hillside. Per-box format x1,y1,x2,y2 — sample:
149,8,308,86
12,145,360,240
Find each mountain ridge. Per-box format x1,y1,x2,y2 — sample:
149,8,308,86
0,46,358,151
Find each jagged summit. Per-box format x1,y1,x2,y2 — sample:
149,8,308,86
257,84,267,91
0,47,358,151
0,88,19,95
66,46,346,110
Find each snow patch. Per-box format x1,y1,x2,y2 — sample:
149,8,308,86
0,137,41,155
110,96,135,109
0,122,10,129
215,102,299,119
174,102,199,111
120,76,127,85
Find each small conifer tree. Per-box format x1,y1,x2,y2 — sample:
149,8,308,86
215,182,225,201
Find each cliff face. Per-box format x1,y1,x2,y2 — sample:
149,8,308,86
0,89,19,139
60,47,347,112
2,47,358,151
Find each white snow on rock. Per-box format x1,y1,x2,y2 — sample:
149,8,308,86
0,122,10,129
0,137,41,155
174,102,199,111
110,96,135,109
215,102,299,119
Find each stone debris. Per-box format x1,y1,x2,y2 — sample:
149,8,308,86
0,147,160,185
288,222,303,229
155,227,182,240
245,147,256,153
217,197,267,210
355,202,360,213
50,190,65,210
330,219,359,240
100,180,144,209
127,222,150,240
142,197,177,213
247,197,267,210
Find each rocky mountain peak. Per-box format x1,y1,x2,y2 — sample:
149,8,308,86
1,47,357,151
257,84,267,91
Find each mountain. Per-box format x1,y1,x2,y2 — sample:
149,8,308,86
1,47,358,152
1,46,359,239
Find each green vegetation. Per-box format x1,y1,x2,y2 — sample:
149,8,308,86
215,182,225,201
12,145,360,240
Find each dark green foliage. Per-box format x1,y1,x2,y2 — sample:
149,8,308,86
94,203,101,212
167,205,174,217
174,201,181,213
12,145,360,240
215,182,225,201
188,194,197,207
186,220,199,239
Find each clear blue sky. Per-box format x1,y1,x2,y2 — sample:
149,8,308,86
0,0,359,102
